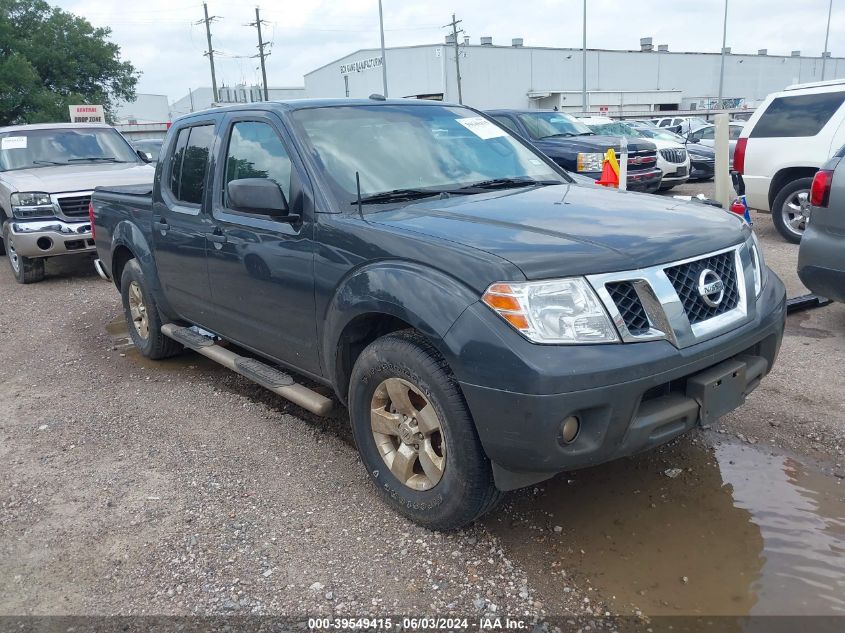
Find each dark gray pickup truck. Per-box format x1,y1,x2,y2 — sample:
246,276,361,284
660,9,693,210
91,98,786,530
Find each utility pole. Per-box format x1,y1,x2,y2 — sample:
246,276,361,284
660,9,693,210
443,14,464,104
197,3,219,103
250,6,271,100
717,0,729,110
582,0,587,115
822,0,833,80
378,0,389,97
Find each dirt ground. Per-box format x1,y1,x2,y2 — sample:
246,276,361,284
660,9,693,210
1,188,843,623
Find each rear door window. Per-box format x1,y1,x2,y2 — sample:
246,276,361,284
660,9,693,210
750,92,845,138
168,124,215,204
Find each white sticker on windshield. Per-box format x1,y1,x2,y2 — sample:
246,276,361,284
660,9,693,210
456,117,507,140
1,136,27,150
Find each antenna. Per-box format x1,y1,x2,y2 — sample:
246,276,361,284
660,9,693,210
356,171,363,216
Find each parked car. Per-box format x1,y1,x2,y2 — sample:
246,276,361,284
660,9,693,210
652,116,709,135
91,98,786,530
579,117,691,190
798,144,845,301
131,138,164,163
686,122,745,167
0,123,155,283
734,79,845,243
487,110,662,192
627,121,716,181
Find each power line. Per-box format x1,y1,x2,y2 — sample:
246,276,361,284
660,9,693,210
195,3,220,103
249,7,271,100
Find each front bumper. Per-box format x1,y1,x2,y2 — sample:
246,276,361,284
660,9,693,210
443,272,786,490
581,167,663,193
798,222,845,302
689,159,715,180
8,219,95,258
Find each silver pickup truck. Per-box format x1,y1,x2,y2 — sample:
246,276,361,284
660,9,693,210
0,123,154,283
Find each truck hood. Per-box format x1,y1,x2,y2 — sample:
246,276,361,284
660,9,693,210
534,134,656,156
369,183,747,279
1,163,155,195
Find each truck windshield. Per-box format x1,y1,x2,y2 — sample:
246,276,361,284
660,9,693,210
0,128,140,171
516,112,594,139
291,104,568,207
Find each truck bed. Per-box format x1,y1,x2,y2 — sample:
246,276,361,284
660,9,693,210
91,185,155,279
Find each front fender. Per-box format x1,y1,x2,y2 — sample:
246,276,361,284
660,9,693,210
322,261,482,389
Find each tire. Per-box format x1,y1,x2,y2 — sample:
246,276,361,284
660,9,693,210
348,330,502,530
120,259,182,360
772,176,814,244
3,222,45,284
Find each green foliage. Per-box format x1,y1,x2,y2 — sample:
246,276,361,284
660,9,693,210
0,0,138,125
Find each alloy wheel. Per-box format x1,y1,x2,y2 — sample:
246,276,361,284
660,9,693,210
781,189,811,239
127,281,150,339
370,377,447,491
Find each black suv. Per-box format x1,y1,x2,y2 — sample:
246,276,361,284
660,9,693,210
487,110,663,192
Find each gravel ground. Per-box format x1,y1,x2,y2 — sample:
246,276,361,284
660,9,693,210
1,185,843,620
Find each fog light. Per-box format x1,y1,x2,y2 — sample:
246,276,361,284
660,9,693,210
560,416,580,444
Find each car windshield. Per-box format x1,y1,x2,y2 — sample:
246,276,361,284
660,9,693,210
583,121,646,138
0,127,140,171
292,104,569,207
516,112,594,139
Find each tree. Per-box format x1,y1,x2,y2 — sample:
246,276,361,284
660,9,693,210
0,0,138,125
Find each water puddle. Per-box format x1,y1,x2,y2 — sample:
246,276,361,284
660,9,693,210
106,316,216,373
486,436,845,616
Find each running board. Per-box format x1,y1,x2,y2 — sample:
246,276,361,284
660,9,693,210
161,324,333,416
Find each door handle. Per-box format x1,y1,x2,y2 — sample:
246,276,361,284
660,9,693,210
206,232,227,244
154,219,170,231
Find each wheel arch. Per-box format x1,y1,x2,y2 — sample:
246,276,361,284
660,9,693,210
768,166,818,210
322,262,480,404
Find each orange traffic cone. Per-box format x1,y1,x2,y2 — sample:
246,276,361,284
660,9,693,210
595,148,620,188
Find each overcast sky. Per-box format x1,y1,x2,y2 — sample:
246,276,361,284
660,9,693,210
53,0,843,103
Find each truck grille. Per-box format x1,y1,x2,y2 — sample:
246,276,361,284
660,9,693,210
659,148,687,164
57,195,91,217
605,282,650,336
664,251,739,325
627,150,658,172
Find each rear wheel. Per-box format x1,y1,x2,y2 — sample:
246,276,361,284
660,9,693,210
348,330,501,530
3,222,45,284
120,259,182,359
772,177,813,243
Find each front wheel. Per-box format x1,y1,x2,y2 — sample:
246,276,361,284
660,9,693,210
772,177,813,243
3,222,45,284
348,331,501,530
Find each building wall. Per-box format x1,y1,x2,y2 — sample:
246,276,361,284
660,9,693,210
114,94,170,124
169,85,306,120
304,44,845,111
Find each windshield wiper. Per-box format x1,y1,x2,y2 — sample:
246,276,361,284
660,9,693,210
32,159,69,166
354,188,445,205
574,132,596,136
539,132,575,139
453,177,558,192
67,157,127,163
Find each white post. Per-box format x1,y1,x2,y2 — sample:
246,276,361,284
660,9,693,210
713,113,731,208
618,136,628,191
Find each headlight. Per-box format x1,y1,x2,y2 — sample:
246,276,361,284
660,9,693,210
482,278,619,344
749,232,767,297
576,152,604,173
10,192,54,219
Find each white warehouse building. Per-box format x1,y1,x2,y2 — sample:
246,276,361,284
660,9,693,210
304,38,845,113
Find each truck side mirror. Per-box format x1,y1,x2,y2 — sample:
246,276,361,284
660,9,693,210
226,178,291,218
137,150,152,163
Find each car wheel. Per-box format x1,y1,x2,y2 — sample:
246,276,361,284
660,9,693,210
120,259,182,360
772,177,814,244
348,330,502,530
3,222,45,284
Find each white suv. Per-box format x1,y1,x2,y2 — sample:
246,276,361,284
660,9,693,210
735,79,845,242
